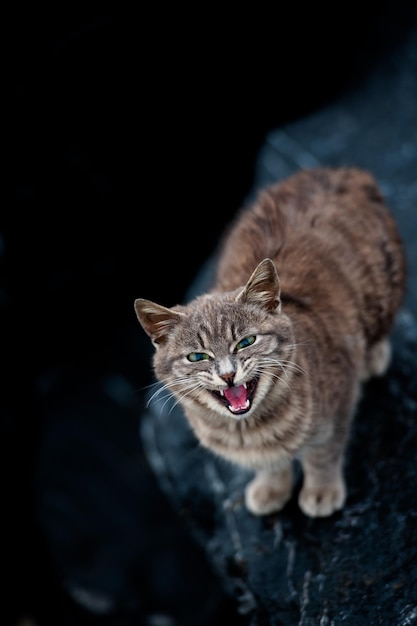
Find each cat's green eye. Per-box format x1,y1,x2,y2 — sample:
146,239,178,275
235,335,256,351
187,352,210,362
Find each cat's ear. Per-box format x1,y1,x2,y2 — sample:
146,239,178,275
134,298,185,346
237,258,281,313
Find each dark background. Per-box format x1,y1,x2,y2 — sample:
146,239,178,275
8,6,417,626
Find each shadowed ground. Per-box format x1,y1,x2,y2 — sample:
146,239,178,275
140,30,417,626
8,9,417,626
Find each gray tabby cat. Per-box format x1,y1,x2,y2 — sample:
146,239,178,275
134,167,406,518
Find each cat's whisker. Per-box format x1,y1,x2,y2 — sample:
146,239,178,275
254,363,293,392
143,380,163,391
158,395,178,415
263,369,292,392
168,382,205,414
131,380,162,398
280,362,309,379
147,377,204,415
146,385,175,409
260,357,308,379
288,340,311,349
146,378,189,406
261,359,291,377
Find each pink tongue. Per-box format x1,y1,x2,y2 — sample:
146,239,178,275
223,385,248,411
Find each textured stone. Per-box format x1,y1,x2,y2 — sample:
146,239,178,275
140,32,417,622
141,306,417,626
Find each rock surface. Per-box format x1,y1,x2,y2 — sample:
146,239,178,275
140,31,417,626
141,301,417,626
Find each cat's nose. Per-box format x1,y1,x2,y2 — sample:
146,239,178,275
221,372,235,386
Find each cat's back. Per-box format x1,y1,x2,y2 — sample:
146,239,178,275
214,167,406,344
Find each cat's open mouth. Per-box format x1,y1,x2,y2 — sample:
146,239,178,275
211,377,258,415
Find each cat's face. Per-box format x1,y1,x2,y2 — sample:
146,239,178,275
135,259,296,421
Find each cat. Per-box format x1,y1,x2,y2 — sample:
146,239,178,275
134,167,406,518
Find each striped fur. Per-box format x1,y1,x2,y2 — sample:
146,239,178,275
135,167,406,518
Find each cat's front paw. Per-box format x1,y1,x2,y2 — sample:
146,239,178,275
298,480,346,518
244,469,293,516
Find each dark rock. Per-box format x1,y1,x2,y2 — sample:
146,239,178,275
140,31,417,625
141,300,417,625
